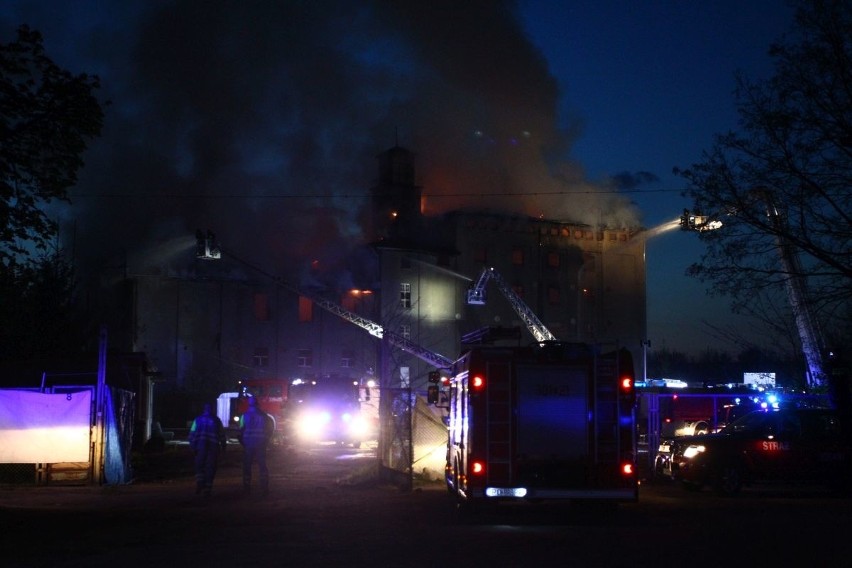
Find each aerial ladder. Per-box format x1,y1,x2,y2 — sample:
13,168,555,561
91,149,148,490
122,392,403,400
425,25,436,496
195,230,454,370
305,293,454,370
466,267,557,343
765,202,827,389
680,198,827,389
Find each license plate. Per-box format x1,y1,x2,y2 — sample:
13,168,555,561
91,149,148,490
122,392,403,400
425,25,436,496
658,444,670,453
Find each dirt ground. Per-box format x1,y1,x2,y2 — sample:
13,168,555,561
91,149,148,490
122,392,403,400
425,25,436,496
4,441,851,568
0,441,452,568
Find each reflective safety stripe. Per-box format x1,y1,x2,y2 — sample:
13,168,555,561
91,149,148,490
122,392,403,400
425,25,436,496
189,414,224,447
240,409,273,445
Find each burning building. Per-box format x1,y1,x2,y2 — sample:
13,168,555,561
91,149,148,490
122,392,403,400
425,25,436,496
90,145,646,432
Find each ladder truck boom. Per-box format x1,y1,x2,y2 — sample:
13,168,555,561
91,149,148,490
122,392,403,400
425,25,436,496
299,294,454,370
194,233,454,370
467,267,557,343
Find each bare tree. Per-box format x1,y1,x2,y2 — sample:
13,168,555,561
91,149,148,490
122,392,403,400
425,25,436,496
676,0,852,389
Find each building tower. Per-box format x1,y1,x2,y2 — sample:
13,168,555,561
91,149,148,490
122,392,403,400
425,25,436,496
370,146,423,244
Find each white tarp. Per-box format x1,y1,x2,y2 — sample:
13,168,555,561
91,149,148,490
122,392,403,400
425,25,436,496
0,390,92,463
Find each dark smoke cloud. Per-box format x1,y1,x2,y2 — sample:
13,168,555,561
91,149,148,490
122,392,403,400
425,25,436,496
610,171,661,190
2,0,640,285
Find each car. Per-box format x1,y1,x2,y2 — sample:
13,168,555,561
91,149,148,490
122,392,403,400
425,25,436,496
656,406,851,495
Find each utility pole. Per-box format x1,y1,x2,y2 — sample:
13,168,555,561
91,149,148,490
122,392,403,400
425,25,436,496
93,324,107,484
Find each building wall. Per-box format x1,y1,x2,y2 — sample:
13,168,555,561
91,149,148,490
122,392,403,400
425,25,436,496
376,249,467,388
447,212,646,372
130,272,380,399
114,146,646,407
121,218,645,401
371,211,647,393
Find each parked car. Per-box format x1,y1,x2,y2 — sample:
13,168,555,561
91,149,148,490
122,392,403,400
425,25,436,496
656,406,851,495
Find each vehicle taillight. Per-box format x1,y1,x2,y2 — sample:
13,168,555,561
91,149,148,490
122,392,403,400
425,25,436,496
472,375,485,390
471,460,485,475
621,462,634,476
619,374,635,406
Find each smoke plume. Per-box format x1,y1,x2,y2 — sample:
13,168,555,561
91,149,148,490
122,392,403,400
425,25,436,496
2,0,639,283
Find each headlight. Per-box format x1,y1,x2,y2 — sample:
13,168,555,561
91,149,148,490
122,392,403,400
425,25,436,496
296,411,331,438
682,445,706,459
347,415,369,437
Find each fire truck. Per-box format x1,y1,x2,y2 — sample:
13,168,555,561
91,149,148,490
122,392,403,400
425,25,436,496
442,341,638,509
288,375,373,447
226,378,289,444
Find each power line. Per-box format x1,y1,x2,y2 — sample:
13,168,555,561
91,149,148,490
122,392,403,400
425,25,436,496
68,188,686,199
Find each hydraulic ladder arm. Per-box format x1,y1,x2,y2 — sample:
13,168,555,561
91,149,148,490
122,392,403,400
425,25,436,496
466,267,557,344
304,294,454,370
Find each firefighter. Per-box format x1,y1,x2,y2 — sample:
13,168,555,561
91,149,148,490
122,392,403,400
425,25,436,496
239,396,274,495
188,403,227,497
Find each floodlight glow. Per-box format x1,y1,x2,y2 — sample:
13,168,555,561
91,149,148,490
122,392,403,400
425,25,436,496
683,445,705,459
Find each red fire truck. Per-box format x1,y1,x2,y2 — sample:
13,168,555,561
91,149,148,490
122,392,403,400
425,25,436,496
442,341,638,510
227,378,289,444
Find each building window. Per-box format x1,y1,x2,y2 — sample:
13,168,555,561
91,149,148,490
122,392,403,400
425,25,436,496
341,349,354,368
400,283,411,309
298,296,313,322
253,293,270,321
548,285,560,305
297,349,313,368
400,366,410,388
253,347,269,367
511,248,524,265
400,324,411,340
547,251,559,268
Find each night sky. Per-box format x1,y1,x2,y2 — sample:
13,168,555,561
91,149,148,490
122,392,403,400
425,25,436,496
0,1,797,356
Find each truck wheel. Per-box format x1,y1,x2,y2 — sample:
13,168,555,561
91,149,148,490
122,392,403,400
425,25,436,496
653,456,666,480
714,464,743,496
456,496,495,521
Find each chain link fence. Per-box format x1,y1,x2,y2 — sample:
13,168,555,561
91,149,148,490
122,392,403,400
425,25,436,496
377,387,447,489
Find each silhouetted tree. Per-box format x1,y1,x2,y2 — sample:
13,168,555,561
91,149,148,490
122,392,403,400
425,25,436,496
0,252,82,360
1,25,105,266
676,1,852,391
